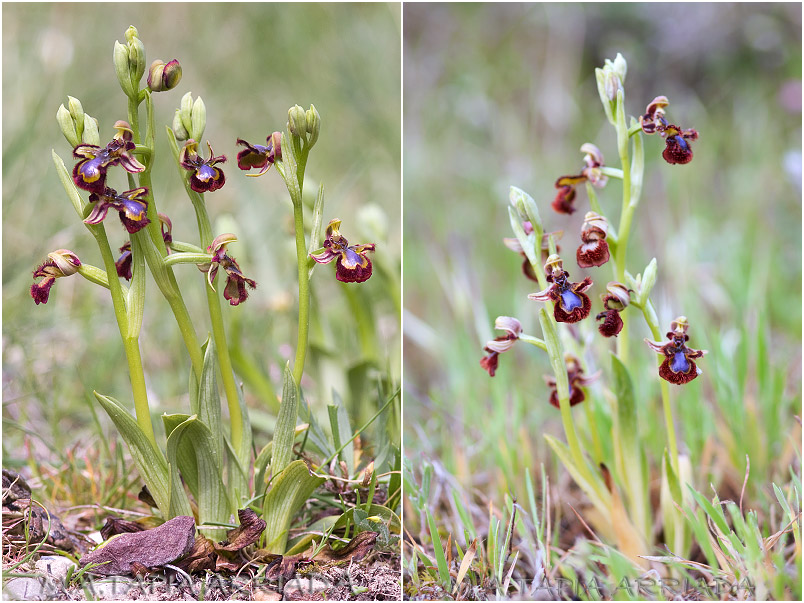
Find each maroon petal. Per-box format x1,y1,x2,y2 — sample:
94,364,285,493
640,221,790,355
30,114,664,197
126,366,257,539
335,251,372,283
30,277,56,305
662,135,693,165
480,350,499,377
596,309,623,337
553,291,591,323
577,239,610,268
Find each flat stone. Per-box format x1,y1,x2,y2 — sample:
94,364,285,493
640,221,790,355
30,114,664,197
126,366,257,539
35,555,77,582
284,576,331,600
3,577,46,600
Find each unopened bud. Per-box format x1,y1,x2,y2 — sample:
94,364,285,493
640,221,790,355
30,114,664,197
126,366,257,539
56,104,80,148
172,109,189,141
610,53,627,85
114,41,135,97
190,96,206,142
288,104,307,139
82,113,100,146
67,96,84,135
148,59,182,92
305,104,320,146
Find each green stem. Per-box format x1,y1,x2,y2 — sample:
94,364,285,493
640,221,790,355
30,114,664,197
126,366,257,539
291,143,311,385
190,195,245,454
641,300,679,477
91,224,157,448
614,93,634,365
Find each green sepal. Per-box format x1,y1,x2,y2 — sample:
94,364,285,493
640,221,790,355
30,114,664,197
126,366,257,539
76,264,111,289
261,459,325,554
271,364,299,477
278,132,301,206
52,150,86,220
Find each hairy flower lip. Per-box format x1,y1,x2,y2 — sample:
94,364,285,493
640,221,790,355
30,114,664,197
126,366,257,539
310,219,375,283
529,263,593,323
180,140,227,193
645,317,707,384
72,121,145,193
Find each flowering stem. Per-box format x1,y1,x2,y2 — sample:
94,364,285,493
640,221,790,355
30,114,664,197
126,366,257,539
614,91,634,365
90,223,157,448
125,100,204,381
189,194,245,454
290,142,311,386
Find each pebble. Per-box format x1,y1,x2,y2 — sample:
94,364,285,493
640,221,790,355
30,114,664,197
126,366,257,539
35,555,77,582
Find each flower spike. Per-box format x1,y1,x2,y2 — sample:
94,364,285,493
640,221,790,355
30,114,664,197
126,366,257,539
645,316,707,384
310,219,376,283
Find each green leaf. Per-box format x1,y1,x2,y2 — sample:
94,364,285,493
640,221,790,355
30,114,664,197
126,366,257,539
197,337,224,466
166,415,232,540
611,354,637,439
162,413,198,498
271,364,298,476
262,460,325,553
227,382,252,505
545,435,608,518
94,392,190,517
328,393,355,475
662,449,682,503
331,504,401,535
426,507,451,588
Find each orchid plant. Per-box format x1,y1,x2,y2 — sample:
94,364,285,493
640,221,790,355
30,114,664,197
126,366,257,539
481,53,706,564
38,25,398,559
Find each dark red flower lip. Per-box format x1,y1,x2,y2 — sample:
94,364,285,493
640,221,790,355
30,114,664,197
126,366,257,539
529,256,593,323
544,356,600,408
180,140,227,193
645,317,707,384
310,219,376,284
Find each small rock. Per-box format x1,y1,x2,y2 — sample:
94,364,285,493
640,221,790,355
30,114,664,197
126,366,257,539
283,576,330,600
35,555,77,582
86,576,136,600
3,577,46,600
253,587,283,601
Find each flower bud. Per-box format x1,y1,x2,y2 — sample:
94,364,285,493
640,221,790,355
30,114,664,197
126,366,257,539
82,113,100,146
172,109,189,141
610,53,627,85
114,41,136,97
636,258,657,308
288,104,308,139
147,59,182,92
56,104,80,148
509,186,543,233
67,96,84,136
179,91,194,134
125,27,146,85
361,461,374,488
190,96,206,142
305,104,320,146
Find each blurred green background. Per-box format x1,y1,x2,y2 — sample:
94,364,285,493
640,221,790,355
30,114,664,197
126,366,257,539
3,3,401,473
403,2,800,510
